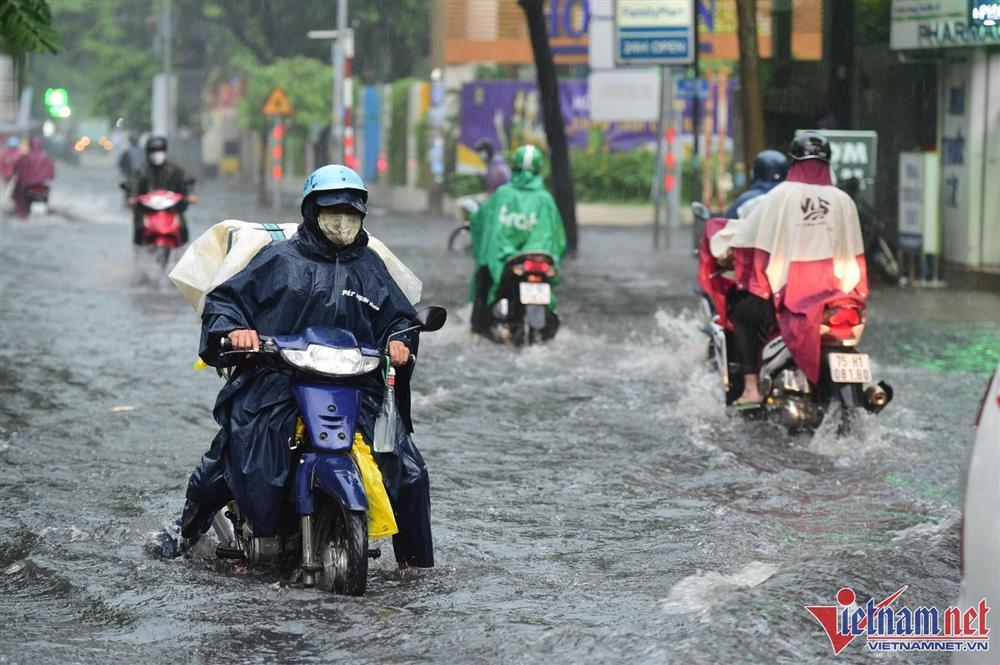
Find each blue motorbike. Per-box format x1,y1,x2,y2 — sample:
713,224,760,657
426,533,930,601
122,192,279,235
212,306,447,595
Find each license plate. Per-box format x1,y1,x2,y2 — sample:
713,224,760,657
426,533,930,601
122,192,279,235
829,352,871,384
519,281,551,305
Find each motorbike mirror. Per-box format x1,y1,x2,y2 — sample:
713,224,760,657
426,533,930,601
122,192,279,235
412,306,447,332
691,202,710,221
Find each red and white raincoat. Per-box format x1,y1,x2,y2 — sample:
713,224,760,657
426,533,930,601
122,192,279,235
708,161,868,383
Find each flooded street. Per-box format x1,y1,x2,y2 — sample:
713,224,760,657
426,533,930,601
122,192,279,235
1,162,998,664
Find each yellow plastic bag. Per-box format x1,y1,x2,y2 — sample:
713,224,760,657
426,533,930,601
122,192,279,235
350,433,398,538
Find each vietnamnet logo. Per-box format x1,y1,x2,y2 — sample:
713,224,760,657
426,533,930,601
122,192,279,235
805,586,990,654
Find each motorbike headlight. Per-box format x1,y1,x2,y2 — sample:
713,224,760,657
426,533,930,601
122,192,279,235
280,345,381,377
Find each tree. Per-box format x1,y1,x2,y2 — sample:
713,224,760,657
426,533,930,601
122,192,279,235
0,0,59,73
202,0,429,83
518,0,578,253
238,56,332,203
28,0,157,128
736,0,765,176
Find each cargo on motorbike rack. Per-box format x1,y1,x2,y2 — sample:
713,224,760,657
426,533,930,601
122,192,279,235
212,306,447,595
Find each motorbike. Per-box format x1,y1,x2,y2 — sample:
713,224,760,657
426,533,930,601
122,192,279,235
126,183,195,271
212,306,447,596
693,202,893,432
700,295,893,432
838,178,901,285
488,252,559,346
24,182,51,216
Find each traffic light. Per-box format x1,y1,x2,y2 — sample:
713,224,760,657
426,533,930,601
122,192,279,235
44,88,71,118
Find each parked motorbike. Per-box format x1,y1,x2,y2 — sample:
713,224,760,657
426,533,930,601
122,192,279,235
212,306,447,596
488,252,559,346
838,178,901,285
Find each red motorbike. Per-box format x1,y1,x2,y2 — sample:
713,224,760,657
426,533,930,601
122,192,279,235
133,189,190,271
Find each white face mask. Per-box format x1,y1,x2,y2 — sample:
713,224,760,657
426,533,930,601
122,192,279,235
317,212,362,246
149,151,166,166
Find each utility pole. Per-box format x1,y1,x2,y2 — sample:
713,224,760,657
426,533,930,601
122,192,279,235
308,0,350,166
152,0,176,137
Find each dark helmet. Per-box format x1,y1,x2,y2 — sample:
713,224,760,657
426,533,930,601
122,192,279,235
789,131,831,163
146,135,168,154
752,149,789,183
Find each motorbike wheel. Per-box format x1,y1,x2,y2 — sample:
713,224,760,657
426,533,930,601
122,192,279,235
156,246,171,272
447,224,472,254
314,498,368,596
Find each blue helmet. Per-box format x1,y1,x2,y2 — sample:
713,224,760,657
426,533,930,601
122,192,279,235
301,164,368,220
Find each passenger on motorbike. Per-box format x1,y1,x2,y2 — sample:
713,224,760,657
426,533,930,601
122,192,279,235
126,136,196,245
727,131,867,406
468,144,566,337
724,149,788,219
11,138,54,218
159,165,435,569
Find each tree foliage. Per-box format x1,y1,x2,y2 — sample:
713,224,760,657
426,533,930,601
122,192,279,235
202,0,428,83
29,0,158,128
0,0,59,59
238,56,332,135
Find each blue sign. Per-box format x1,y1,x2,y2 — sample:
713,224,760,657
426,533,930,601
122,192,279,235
675,78,709,99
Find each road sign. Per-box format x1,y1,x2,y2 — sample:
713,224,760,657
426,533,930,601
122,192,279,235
262,87,293,116
674,78,708,99
614,0,695,65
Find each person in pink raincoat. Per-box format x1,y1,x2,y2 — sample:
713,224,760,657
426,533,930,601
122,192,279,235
725,131,867,406
11,138,55,218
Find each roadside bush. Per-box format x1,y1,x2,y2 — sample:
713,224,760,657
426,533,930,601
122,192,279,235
569,149,656,203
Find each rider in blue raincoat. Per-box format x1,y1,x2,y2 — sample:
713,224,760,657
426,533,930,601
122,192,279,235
162,166,433,568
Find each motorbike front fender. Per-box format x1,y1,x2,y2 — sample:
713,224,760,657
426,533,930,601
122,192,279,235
304,453,368,514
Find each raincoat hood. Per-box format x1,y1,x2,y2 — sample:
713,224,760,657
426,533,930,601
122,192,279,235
511,170,545,190
786,159,833,186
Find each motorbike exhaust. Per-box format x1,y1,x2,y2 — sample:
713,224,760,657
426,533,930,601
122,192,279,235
863,381,893,413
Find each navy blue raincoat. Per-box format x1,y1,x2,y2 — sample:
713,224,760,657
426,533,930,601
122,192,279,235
182,221,433,567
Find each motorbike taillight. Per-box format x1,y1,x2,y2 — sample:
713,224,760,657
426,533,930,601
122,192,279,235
523,259,550,274
820,306,865,346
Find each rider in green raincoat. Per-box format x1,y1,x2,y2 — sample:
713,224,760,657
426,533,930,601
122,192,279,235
468,144,566,336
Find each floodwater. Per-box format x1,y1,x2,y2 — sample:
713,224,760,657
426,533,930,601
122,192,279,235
1,161,997,664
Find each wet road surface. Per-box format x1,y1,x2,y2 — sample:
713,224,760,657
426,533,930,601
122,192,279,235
1,162,998,664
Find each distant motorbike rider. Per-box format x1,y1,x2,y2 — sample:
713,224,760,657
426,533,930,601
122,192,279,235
11,138,54,218
468,144,566,337
127,135,194,245
724,149,788,218
2,136,21,182
475,139,511,194
726,131,867,406
160,165,434,569
117,133,145,180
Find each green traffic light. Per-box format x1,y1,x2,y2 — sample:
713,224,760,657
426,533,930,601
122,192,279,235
45,88,68,108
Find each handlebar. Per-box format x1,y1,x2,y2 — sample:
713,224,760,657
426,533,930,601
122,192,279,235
219,335,275,355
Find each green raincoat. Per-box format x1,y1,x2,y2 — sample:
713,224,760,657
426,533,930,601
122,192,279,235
469,171,567,306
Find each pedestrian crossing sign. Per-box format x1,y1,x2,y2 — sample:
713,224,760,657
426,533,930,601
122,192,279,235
262,87,293,116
